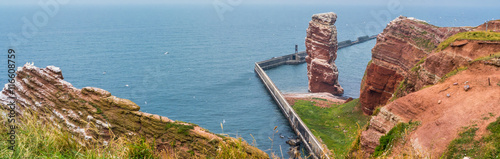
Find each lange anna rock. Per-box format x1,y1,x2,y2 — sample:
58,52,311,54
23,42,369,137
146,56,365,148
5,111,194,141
305,12,344,95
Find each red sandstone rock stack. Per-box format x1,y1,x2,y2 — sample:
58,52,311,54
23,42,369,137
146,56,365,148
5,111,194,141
305,12,344,95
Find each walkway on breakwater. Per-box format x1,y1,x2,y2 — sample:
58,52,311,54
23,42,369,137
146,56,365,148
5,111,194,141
255,63,329,159
254,35,377,158
257,35,377,70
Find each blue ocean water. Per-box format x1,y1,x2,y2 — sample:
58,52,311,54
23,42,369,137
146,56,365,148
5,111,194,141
1,3,498,157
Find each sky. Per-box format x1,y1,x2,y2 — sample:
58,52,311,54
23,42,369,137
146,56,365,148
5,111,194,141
1,0,500,7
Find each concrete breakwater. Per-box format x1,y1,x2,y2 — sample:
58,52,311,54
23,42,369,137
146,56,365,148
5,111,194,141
254,63,329,159
254,35,376,158
257,35,376,70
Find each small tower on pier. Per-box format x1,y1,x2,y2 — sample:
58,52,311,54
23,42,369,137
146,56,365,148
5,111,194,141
294,44,299,60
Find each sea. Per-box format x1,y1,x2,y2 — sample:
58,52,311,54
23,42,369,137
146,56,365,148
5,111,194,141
1,2,498,158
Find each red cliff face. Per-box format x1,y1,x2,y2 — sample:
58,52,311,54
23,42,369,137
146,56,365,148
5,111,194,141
359,16,469,114
360,62,500,157
359,19,500,157
306,12,344,95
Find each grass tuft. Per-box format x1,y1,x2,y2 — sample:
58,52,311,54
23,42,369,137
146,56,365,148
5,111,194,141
471,52,500,63
165,122,194,136
373,121,420,157
312,98,327,101
436,31,500,51
127,136,158,159
390,79,411,102
410,57,426,72
444,115,500,159
440,66,468,82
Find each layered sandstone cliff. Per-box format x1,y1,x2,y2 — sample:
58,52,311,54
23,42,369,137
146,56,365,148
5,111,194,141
474,20,500,32
359,16,470,114
306,12,344,95
0,64,267,158
359,18,500,157
360,62,500,157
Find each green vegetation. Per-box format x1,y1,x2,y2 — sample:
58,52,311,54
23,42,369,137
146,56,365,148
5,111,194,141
410,57,426,72
215,138,255,159
412,36,436,52
417,21,430,25
373,121,420,157
0,110,158,159
165,122,194,136
291,99,371,158
420,85,433,90
89,102,103,114
312,98,327,101
444,116,500,159
128,137,157,159
436,31,500,51
471,52,500,63
0,109,265,159
440,66,468,82
372,107,382,116
390,79,411,102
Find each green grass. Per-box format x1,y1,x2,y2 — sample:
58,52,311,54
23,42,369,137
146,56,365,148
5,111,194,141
412,36,436,52
440,66,468,82
291,99,370,158
390,79,410,102
420,85,433,90
0,109,265,159
373,121,420,157
215,138,255,159
471,52,500,63
127,137,158,159
410,57,426,72
312,98,327,101
88,102,103,114
0,110,157,159
372,107,382,116
417,21,430,25
436,31,500,51
164,122,194,136
444,116,500,159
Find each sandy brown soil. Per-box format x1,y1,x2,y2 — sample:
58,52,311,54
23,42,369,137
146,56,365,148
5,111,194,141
284,92,346,107
385,62,500,157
